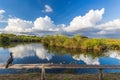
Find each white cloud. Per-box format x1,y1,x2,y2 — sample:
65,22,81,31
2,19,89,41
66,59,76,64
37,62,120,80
36,48,53,61
5,18,34,32
44,5,53,13
4,16,60,34
64,8,104,32
0,9,5,22
33,16,58,31
0,9,5,14
1,8,120,38
97,19,120,35
104,50,120,60
9,44,54,60
73,54,100,65
9,44,35,58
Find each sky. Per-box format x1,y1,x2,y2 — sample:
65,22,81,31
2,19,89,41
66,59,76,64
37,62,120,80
0,0,120,38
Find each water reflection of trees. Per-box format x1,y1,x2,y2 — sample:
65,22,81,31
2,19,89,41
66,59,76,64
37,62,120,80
1,43,120,65
0,42,107,59
0,42,39,48
43,46,108,65
43,45,105,58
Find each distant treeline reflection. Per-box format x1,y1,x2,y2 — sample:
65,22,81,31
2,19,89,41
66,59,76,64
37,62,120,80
44,45,105,58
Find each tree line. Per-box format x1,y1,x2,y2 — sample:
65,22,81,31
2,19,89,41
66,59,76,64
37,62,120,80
0,33,120,50
41,34,120,51
0,33,41,43
0,33,41,47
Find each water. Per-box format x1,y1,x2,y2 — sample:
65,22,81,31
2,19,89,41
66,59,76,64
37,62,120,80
0,43,120,74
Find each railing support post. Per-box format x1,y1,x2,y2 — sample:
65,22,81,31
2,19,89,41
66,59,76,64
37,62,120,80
41,65,45,80
98,68,103,80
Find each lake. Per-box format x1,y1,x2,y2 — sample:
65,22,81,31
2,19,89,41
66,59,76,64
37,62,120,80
0,43,120,74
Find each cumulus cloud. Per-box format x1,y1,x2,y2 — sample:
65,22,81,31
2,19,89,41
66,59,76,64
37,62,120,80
33,16,58,31
4,16,60,34
0,9,5,14
1,8,120,38
44,5,53,13
64,8,104,32
97,19,120,35
0,9,5,22
5,18,33,32
0,8,106,37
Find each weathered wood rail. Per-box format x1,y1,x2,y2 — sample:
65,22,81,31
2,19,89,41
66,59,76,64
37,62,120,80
0,64,120,80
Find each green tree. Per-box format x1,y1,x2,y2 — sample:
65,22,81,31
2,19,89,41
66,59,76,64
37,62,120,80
0,36,10,47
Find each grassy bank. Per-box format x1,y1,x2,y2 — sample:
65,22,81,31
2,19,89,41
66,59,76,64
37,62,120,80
0,73,120,80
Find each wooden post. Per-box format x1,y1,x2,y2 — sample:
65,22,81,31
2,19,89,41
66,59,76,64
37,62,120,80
98,68,103,80
41,65,45,80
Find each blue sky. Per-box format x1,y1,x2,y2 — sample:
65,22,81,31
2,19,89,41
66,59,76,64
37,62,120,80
0,0,120,38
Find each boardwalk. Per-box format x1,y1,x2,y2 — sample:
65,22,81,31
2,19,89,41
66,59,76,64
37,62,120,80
0,64,120,80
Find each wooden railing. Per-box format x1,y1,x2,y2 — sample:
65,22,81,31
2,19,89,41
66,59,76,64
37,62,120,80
0,64,120,80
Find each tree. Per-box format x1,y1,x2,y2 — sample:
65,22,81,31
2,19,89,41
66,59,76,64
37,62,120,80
0,36,10,47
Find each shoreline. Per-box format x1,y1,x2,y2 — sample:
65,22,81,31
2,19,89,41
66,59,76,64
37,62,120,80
1,33,120,51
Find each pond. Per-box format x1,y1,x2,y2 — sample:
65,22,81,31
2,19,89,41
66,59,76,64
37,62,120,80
0,43,120,74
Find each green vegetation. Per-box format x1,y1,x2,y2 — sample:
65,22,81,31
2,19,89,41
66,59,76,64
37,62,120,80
0,33,41,48
41,34,116,51
0,35,10,47
44,45,104,58
1,33,120,50
0,33,41,42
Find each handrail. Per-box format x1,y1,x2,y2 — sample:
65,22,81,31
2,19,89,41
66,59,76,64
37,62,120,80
0,64,120,80
0,64,120,69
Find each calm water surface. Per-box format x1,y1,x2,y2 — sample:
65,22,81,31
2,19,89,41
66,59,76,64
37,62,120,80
0,43,120,74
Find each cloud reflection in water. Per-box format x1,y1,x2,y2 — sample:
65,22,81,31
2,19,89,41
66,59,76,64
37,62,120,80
104,50,120,60
72,54,100,65
1,43,120,65
8,44,54,61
